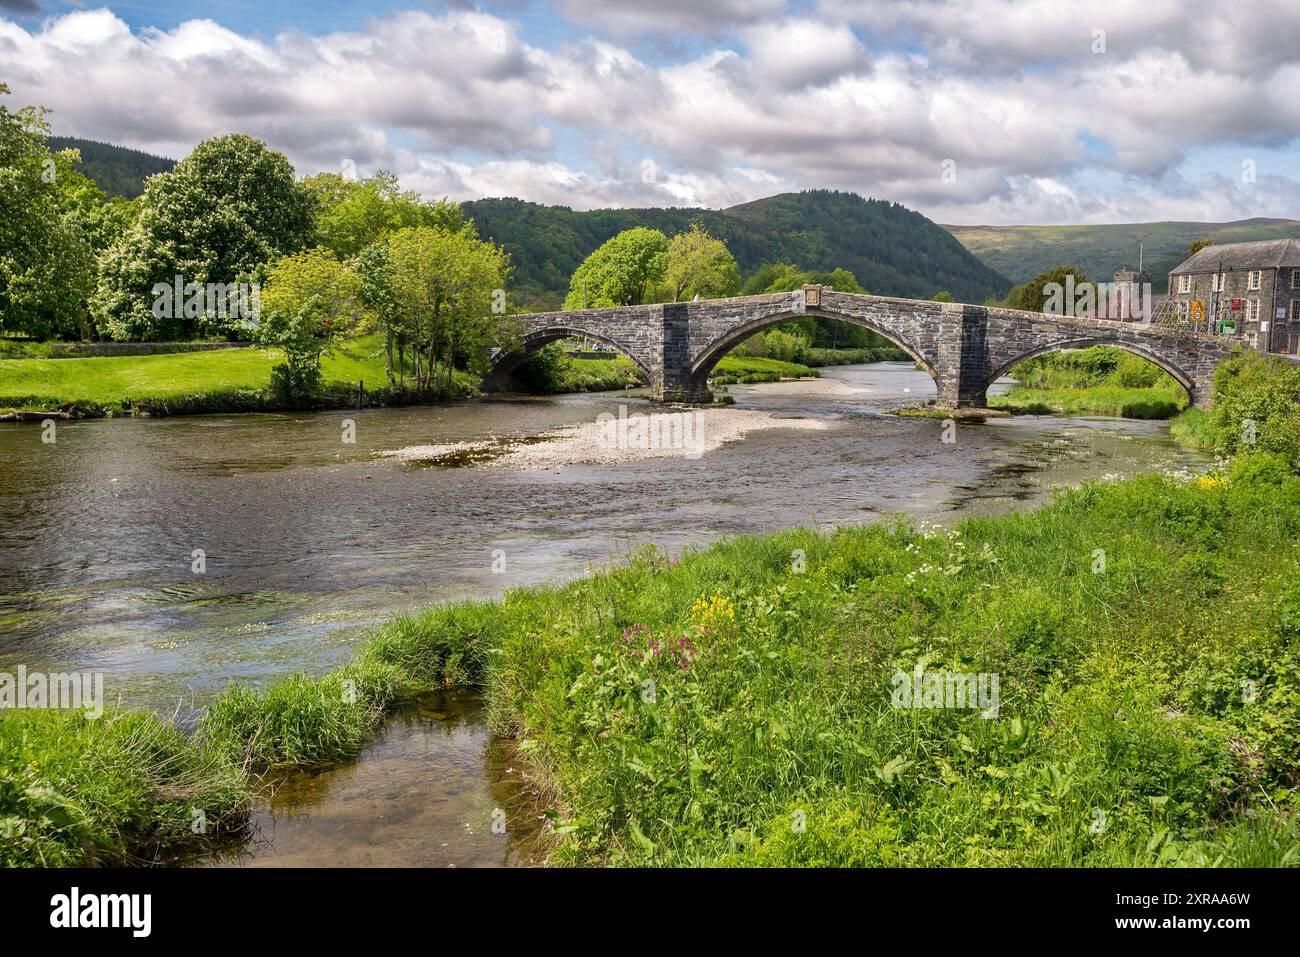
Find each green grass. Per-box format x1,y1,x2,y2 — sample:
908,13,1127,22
0,335,476,415
7,457,1300,865
710,355,819,385
947,218,1300,290
551,357,644,393
0,710,247,866
989,384,1188,418
989,347,1191,419
1169,408,1217,451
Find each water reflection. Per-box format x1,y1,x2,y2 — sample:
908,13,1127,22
209,691,549,868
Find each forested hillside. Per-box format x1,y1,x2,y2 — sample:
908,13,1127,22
46,136,176,199
465,190,1011,310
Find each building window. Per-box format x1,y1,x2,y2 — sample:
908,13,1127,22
1291,300,1300,322
1212,272,1225,292
1247,299,1261,323
1178,274,1192,294
1247,269,1261,290
1292,270,1300,289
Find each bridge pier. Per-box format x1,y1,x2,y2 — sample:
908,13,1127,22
654,376,713,404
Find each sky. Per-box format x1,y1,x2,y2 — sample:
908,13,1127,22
2,0,1299,225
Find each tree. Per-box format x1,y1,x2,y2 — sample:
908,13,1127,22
92,134,315,341
738,262,882,349
305,171,462,259
1187,237,1213,261
662,223,739,302
1005,265,1090,313
254,248,364,401
563,227,668,309
365,225,510,394
356,240,401,385
0,85,99,339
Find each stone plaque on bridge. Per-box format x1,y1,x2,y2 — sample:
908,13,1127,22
803,284,822,308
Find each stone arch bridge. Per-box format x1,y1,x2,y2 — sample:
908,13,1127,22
489,285,1235,409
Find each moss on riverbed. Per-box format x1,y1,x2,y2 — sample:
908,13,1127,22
5,450,1300,866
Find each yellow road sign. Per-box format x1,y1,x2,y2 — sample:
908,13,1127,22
1190,300,1205,321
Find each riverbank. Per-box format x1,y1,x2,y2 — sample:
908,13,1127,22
709,355,819,384
0,340,821,420
0,337,477,419
6,447,1298,867
986,346,1189,419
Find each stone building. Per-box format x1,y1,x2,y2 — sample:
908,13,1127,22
1167,239,1300,353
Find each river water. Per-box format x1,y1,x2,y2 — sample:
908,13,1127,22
0,362,1210,865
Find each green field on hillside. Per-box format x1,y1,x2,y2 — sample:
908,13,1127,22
947,218,1300,291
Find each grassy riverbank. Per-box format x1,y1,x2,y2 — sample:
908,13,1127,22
7,349,1300,868
0,335,477,417
710,355,819,385
804,345,910,366
989,347,1190,419
7,451,1300,866
0,339,818,417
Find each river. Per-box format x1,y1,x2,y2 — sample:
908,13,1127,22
0,362,1210,865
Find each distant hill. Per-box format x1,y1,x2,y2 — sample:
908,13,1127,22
46,136,176,199
464,190,1012,310
945,218,1300,292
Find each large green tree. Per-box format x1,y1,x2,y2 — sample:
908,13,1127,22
305,171,462,260
563,227,668,309
0,85,102,339
92,134,315,340
662,223,739,302
1005,264,1091,313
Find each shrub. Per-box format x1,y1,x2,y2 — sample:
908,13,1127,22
1211,351,1300,463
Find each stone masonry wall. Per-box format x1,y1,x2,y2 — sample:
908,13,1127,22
496,287,1237,409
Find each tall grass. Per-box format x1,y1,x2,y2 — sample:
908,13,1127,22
7,459,1300,864
181,454,1300,866
711,355,819,385
0,710,247,866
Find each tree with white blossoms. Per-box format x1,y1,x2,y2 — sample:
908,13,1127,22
92,134,315,341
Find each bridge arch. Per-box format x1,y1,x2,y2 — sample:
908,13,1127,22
490,326,653,383
690,308,939,382
986,337,1197,400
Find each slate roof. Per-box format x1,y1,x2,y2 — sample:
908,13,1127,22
1171,239,1300,274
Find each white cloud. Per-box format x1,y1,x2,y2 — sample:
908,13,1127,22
1,5,1298,225
552,0,787,39
740,18,867,89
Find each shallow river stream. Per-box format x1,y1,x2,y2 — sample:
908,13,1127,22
0,363,1210,865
